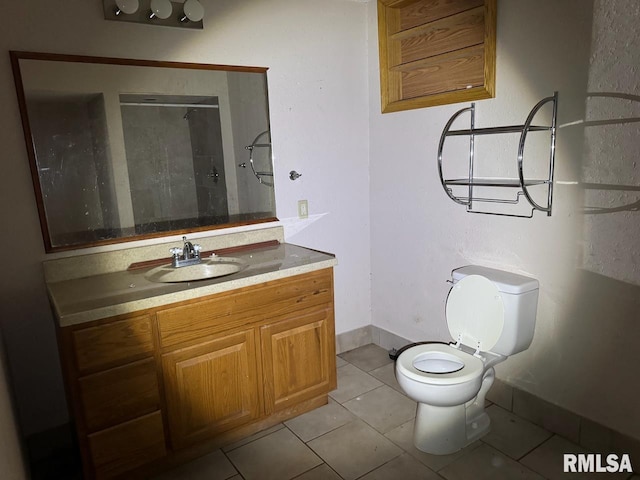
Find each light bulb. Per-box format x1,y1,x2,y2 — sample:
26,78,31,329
182,0,204,22
115,0,139,15
149,0,172,19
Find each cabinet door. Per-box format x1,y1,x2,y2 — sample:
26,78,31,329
162,329,260,449
261,306,336,414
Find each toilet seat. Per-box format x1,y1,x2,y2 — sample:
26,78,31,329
396,344,484,385
446,274,505,352
396,274,506,387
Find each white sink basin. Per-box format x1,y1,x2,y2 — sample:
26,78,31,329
144,257,246,283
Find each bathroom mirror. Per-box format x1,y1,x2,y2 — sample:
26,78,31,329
10,51,277,253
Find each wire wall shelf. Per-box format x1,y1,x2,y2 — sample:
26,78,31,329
437,92,558,218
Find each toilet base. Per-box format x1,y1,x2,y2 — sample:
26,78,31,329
412,367,495,455
413,403,491,455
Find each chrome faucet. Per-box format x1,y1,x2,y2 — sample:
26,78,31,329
170,236,202,268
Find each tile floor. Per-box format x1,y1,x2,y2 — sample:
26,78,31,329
154,344,638,480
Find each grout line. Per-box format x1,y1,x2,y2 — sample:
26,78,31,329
221,449,242,479
513,431,555,461
221,423,286,453
290,461,345,480
351,450,404,480
285,412,358,446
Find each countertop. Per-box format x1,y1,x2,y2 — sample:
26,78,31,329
47,242,336,327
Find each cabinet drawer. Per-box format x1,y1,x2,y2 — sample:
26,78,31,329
79,358,160,432
72,315,154,373
88,411,166,479
157,268,333,349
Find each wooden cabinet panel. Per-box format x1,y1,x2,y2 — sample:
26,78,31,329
88,411,166,479
72,315,154,373
162,329,260,448
378,0,496,112
394,0,483,32
157,268,333,349
261,306,336,413
396,7,485,64
396,44,485,99
78,358,160,432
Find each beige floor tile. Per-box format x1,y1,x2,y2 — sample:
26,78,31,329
226,427,322,480
285,398,356,442
307,419,402,480
329,363,383,404
385,420,482,472
359,453,442,480
338,344,393,372
343,385,416,434
151,449,237,480
521,435,632,480
369,362,404,393
293,463,343,480
482,404,552,459
440,443,544,480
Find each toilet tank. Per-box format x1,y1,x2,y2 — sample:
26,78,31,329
452,266,539,356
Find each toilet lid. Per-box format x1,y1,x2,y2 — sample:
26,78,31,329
446,274,505,351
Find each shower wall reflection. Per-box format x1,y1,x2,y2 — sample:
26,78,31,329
120,95,229,233
27,93,120,246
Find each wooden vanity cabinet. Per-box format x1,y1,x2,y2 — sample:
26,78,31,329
59,314,166,479
57,268,336,479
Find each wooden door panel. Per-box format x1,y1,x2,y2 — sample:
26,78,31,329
261,306,336,413
162,329,259,448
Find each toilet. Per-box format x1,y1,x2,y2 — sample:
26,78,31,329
395,265,539,455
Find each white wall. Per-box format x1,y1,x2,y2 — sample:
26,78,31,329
0,0,370,436
368,0,640,441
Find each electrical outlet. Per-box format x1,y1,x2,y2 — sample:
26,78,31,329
298,200,308,219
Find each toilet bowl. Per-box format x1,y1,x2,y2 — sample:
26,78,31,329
396,344,484,407
395,266,539,455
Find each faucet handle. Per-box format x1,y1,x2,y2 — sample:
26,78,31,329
169,247,182,257
193,244,202,256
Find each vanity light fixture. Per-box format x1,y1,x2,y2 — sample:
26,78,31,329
180,0,204,23
149,0,172,19
115,0,139,15
103,0,203,29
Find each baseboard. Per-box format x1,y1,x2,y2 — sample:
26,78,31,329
335,325,373,354
335,325,412,355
